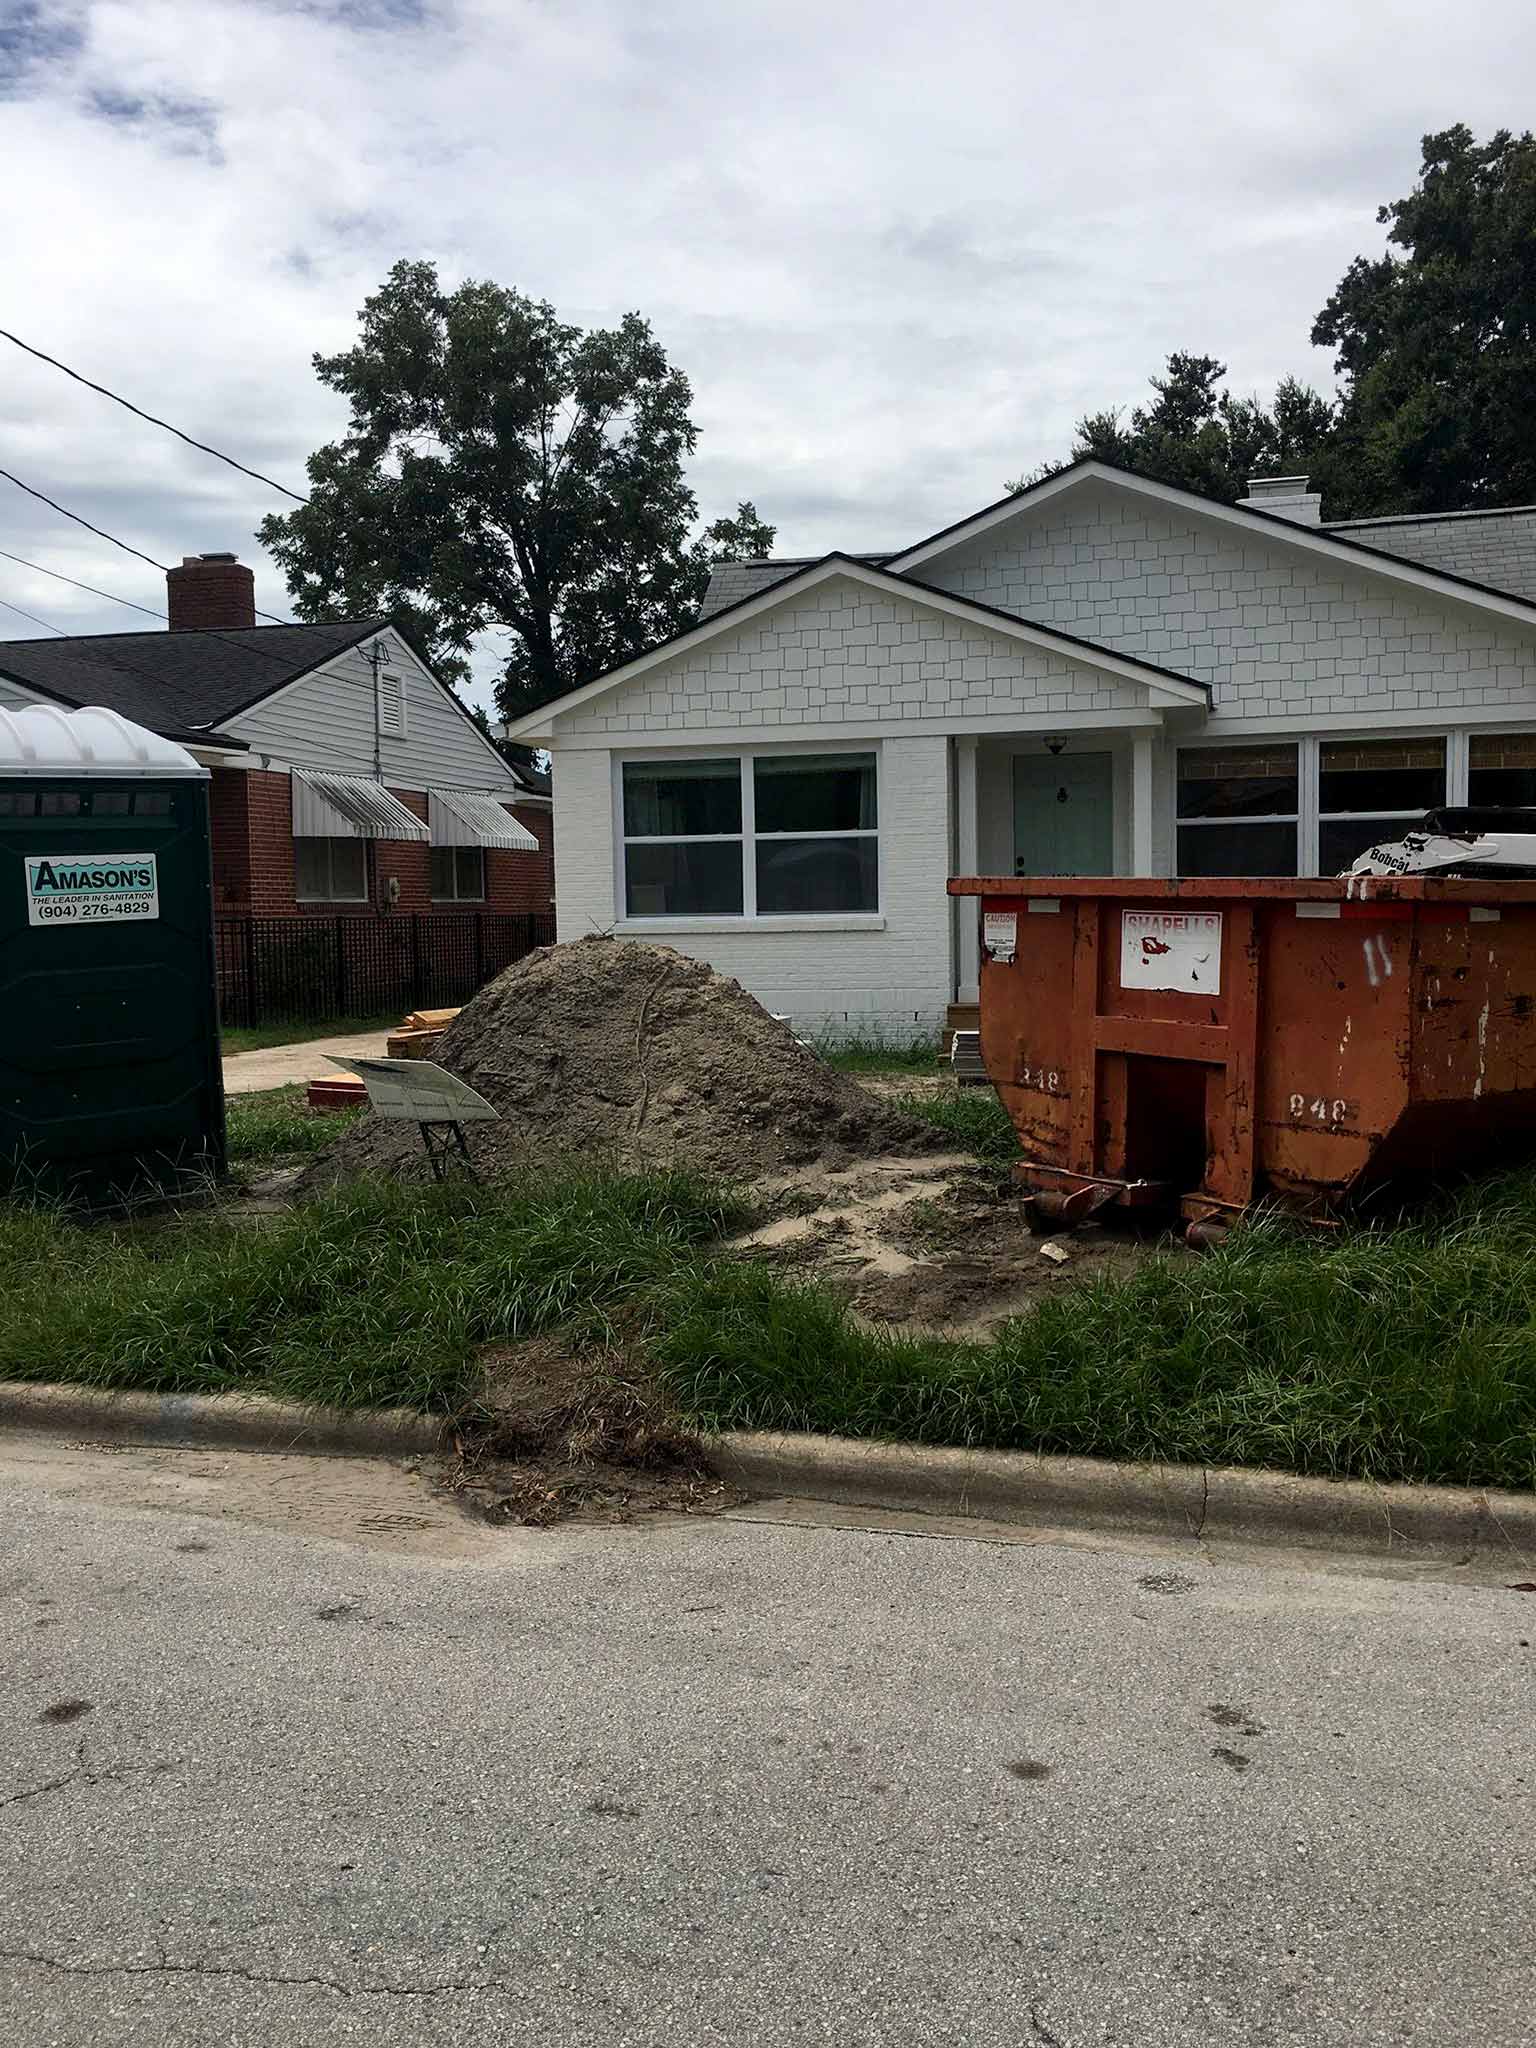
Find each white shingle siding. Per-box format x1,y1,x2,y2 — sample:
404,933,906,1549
920,484,1536,720
555,576,1149,737
0,675,41,710
551,738,952,1036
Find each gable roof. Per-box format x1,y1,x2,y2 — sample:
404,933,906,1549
888,458,1536,631
699,552,892,621
506,552,1211,740
0,619,382,740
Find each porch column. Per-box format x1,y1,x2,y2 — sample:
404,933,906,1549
1131,733,1155,877
955,736,980,1002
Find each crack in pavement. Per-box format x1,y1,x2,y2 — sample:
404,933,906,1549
0,1945,516,2002
0,1739,89,1813
1,1741,171,1817
1030,2007,1069,2048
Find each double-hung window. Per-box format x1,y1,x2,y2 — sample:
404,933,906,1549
295,838,368,903
621,751,879,919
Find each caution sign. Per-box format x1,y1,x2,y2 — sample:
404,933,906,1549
1120,909,1222,994
25,851,160,926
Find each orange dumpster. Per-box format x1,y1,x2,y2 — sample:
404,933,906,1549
947,874,1536,1242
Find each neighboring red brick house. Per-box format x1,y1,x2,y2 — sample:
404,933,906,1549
0,553,553,920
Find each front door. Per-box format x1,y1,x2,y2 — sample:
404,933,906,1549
1013,751,1114,875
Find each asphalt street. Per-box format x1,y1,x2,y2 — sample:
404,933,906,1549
1,1435,1532,2047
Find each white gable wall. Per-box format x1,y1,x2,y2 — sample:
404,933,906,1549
920,483,1536,728
227,630,518,791
553,574,1155,740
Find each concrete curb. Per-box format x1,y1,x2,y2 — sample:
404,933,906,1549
3,1381,1531,1566
0,1381,443,1460
705,1430,1536,1565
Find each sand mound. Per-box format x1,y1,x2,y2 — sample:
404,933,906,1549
312,936,945,1184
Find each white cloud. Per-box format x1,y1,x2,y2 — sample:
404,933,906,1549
1,0,1533,712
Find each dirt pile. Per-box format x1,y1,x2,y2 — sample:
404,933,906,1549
313,936,945,1184
438,1336,739,1526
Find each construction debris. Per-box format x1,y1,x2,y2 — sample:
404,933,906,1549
311,936,945,1185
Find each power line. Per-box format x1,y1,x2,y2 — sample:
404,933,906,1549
0,467,170,575
0,465,294,625
0,327,308,504
0,547,166,620
0,593,64,635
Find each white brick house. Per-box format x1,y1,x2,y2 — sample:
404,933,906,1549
506,461,1536,1037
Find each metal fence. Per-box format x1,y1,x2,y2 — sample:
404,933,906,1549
215,912,556,1028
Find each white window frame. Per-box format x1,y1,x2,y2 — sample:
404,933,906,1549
614,744,883,928
429,844,486,903
295,836,369,904
1174,741,1302,876
1177,732,1468,876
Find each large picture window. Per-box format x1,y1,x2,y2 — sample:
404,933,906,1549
1318,738,1446,873
1176,745,1298,876
621,752,878,919
295,837,367,903
1469,733,1536,808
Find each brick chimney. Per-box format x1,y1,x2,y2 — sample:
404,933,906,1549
166,552,257,631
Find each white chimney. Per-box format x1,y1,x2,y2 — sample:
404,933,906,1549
1237,474,1323,527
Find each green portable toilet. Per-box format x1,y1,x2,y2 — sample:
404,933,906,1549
0,703,225,1206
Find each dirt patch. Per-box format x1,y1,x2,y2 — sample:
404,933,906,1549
735,1148,1180,1338
308,938,946,1188
437,1335,742,1527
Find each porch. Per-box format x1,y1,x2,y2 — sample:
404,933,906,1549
950,729,1167,1011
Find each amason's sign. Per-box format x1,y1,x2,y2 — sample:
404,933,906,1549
25,851,159,926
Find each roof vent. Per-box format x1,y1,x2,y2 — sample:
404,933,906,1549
1237,475,1323,527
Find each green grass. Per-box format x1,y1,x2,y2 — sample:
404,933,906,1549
226,1086,363,1163
222,1012,398,1057
891,1087,1021,1164
815,1028,943,1075
10,1116,1536,1487
650,1172,1536,1491
0,1173,743,1415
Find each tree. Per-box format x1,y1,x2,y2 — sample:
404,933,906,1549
259,261,775,719
1311,125,1536,516
1009,353,1335,503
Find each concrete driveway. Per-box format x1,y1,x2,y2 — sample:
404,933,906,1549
1,1431,1531,2047
221,1030,393,1096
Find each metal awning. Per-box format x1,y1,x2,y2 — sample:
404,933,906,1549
292,769,429,841
428,788,538,852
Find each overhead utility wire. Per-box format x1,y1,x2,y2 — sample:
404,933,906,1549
0,327,308,503
0,546,166,621
0,594,65,635
0,465,294,625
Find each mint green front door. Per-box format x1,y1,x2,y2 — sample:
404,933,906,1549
1013,752,1114,875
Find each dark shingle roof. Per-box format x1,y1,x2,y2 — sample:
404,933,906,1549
698,554,893,621
1324,505,1536,605
0,619,382,739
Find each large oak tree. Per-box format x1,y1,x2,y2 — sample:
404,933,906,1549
260,261,774,719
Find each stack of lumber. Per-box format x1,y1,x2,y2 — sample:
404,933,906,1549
386,1006,462,1059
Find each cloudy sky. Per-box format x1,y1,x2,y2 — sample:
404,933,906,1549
2,0,1533,713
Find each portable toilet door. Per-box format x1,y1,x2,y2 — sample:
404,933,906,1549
0,703,226,1206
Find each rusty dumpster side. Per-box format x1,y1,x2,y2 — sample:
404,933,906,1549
947,875,1536,1235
